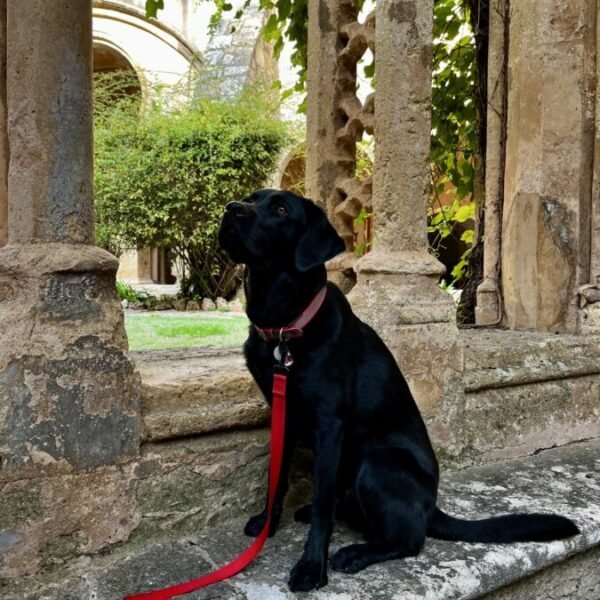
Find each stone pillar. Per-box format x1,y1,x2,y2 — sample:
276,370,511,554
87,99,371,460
0,1,140,576
0,0,6,248
501,0,596,333
475,0,507,325
348,0,464,458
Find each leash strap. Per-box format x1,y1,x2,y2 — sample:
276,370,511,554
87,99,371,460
124,371,288,600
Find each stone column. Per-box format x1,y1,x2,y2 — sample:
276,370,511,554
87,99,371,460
475,0,507,325
501,0,596,333
348,0,464,458
0,0,7,248
0,1,140,576
580,0,600,334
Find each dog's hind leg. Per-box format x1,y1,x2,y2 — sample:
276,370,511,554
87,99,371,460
331,448,435,574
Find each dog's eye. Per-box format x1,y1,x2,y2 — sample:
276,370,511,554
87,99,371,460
276,205,288,215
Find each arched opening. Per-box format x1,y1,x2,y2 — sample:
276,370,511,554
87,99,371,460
93,42,142,101
92,42,175,286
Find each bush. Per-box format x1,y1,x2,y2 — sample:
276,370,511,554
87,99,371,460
94,85,288,299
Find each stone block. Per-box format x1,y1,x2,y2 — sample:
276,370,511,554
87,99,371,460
133,428,270,543
135,348,268,442
460,330,600,467
0,464,138,578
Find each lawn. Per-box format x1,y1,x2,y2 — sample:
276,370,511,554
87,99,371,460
125,312,250,351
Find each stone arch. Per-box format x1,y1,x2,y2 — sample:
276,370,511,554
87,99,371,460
92,2,202,105
93,40,142,99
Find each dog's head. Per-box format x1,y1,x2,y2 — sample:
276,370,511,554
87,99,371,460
219,189,345,272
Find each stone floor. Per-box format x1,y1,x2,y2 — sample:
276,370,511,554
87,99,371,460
4,441,599,600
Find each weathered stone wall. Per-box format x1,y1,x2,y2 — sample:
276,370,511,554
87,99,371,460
460,330,600,467
484,546,600,600
202,2,274,98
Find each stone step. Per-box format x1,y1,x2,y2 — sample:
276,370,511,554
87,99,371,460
5,441,600,600
135,335,600,473
132,347,269,442
462,330,600,391
460,330,600,467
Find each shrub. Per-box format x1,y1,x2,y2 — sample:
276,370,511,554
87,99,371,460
94,86,288,299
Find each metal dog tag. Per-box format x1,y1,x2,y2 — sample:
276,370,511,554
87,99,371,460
274,345,294,367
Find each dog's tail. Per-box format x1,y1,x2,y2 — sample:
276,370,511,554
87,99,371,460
427,507,579,543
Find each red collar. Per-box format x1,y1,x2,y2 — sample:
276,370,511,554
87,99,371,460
253,286,328,341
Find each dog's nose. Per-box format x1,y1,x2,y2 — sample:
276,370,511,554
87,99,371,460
225,201,247,216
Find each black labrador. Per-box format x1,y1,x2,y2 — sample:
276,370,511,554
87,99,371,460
218,189,579,593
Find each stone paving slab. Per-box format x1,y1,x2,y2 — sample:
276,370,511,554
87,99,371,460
4,441,599,600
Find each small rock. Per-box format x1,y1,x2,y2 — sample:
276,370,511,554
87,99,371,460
121,299,129,309
202,298,217,311
129,301,145,310
186,300,201,311
154,302,172,311
229,299,244,312
216,297,230,312
172,298,187,311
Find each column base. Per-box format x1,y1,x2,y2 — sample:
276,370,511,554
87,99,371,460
475,277,502,325
577,281,600,334
0,243,141,476
347,250,465,460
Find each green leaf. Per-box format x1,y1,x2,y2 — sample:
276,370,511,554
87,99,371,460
145,0,164,19
453,203,476,223
460,229,475,244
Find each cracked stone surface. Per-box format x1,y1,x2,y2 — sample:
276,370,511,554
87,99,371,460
3,441,599,600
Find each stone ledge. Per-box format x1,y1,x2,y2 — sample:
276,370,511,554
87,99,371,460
462,330,600,391
4,441,599,599
459,330,600,467
133,347,269,442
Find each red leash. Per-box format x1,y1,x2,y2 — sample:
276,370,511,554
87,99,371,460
124,371,288,600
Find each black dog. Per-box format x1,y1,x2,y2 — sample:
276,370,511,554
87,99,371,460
218,189,579,593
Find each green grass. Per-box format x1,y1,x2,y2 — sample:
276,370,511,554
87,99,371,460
125,313,249,351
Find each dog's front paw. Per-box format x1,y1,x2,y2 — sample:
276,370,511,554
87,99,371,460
244,511,279,537
288,557,328,592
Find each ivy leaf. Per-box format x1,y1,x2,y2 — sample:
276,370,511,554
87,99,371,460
145,0,164,18
453,203,475,223
461,229,475,245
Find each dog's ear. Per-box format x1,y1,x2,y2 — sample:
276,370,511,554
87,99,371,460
295,200,345,272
